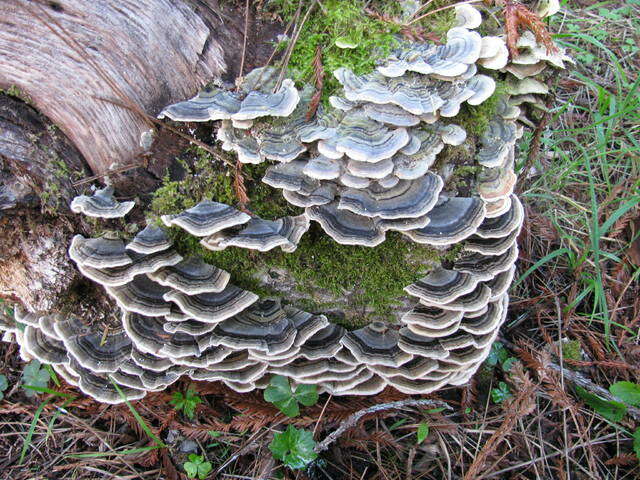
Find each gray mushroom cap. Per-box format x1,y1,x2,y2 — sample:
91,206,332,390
233,79,300,121
282,184,337,208
158,88,241,122
122,311,201,358
69,235,131,269
306,203,385,247
421,283,493,312
126,225,173,255
163,284,259,324
342,322,413,367
403,196,486,245
465,228,519,256
55,317,131,373
107,275,172,317
78,249,183,287
70,186,135,219
303,156,342,180
131,347,174,372
262,161,319,193
346,157,395,179
405,269,482,305
67,359,147,404
459,296,506,335
453,244,519,281
298,323,345,360
475,195,524,239
23,325,68,365
402,306,464,331
397,328,449,359
161,201,251,237
201,215,309,253
338,174,443,220
148,256,230,294
368,356,439,380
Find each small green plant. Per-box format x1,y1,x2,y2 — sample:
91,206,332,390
183,454,212,479
491,381,513,404
170,387,202,419
21,360,50,397
416,422,429,445
485,342,517,371
577,381,640,460
269,424,318,470
0,374,8,400
264,375,318,417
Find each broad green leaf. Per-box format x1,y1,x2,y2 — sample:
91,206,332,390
633,428,640,460
269,425,317,470
416,422,429,445
609,381,640,407
502,357,517,372
294,383,318,407
486,342,509,367
22,360,50,397
275,397,300,418
491,382,512,404
575,386,627,422
184,461,198,478
264,375,292,403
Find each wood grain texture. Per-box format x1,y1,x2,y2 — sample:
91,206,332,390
0,0,229,174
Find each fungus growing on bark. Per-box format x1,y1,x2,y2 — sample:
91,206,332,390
70,186,135,219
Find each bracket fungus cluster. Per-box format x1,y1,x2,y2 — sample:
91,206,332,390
0,4,567,402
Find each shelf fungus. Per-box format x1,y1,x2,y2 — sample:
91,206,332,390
70,186,135,219
0,4,570,402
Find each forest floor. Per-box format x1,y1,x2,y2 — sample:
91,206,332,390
0,1,639,479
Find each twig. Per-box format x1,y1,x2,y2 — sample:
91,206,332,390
556,297,571,480
72,162,146,186
238,0,250,87
518,96,553,191
408,0,483,26
274,2,316,92
314,398,451,453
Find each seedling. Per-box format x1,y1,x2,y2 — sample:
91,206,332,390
183,454,212,479
491,381,513,404
170,387,202,419
416,422,429,445
269,424,317,470
21,360,50,397
263,375,318,417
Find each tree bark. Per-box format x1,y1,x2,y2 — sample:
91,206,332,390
0,0,281,311
0,0,236,175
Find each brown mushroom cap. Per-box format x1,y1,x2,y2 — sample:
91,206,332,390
148,256,230,294
342,322,413,367
163,285,259,324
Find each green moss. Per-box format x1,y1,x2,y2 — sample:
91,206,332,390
170,223,451,327
562,340,582,362
456,79,507,137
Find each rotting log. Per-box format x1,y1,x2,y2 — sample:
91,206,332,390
0,0,279,311
0,0,276,175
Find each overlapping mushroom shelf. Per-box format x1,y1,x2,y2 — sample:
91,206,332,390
0,5,551,403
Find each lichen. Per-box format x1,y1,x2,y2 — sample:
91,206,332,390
562,339,582,363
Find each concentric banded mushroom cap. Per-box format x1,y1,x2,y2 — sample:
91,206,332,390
158,88,241,122
69,235,131,269
303,156,342,180
342,322,413,368
346,157,395,179
397,328,449,358
475,195,524,238
464,228,519,256
286,308,330,346
384,373,451,395
334,112,410,162
208,299,296,355
55,317,131,373
478,36,509,70
148,256,230,294
486,266,516,300
126,225,173,254
268,357,358,380
163,285,258,324
70,186,135,219
262,161,319,193
459,297,506,335
130,347,174,372
170,345,233,368
402,306,464,330
333,374,388,395
298,323,345,360
306,203,385,247
403,196,485,245
455,4,482,29
233,79,300,121
338,174,443,220
405,269,481,305
162,319,217,336
477,118,518,168
201,215,309,253
282,184,336,208
67,358,146,404
161,201,251,237
107,275,172,317
453,244,519,281
368,356,439,380
23,325,68,365
422,283,492,312
339,172,371,188
190,362,268,383
362,102,421,126
38,314,63,340
78,249,183,287
122,312,201,358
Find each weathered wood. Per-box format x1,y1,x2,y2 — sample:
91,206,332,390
0,0,232,175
